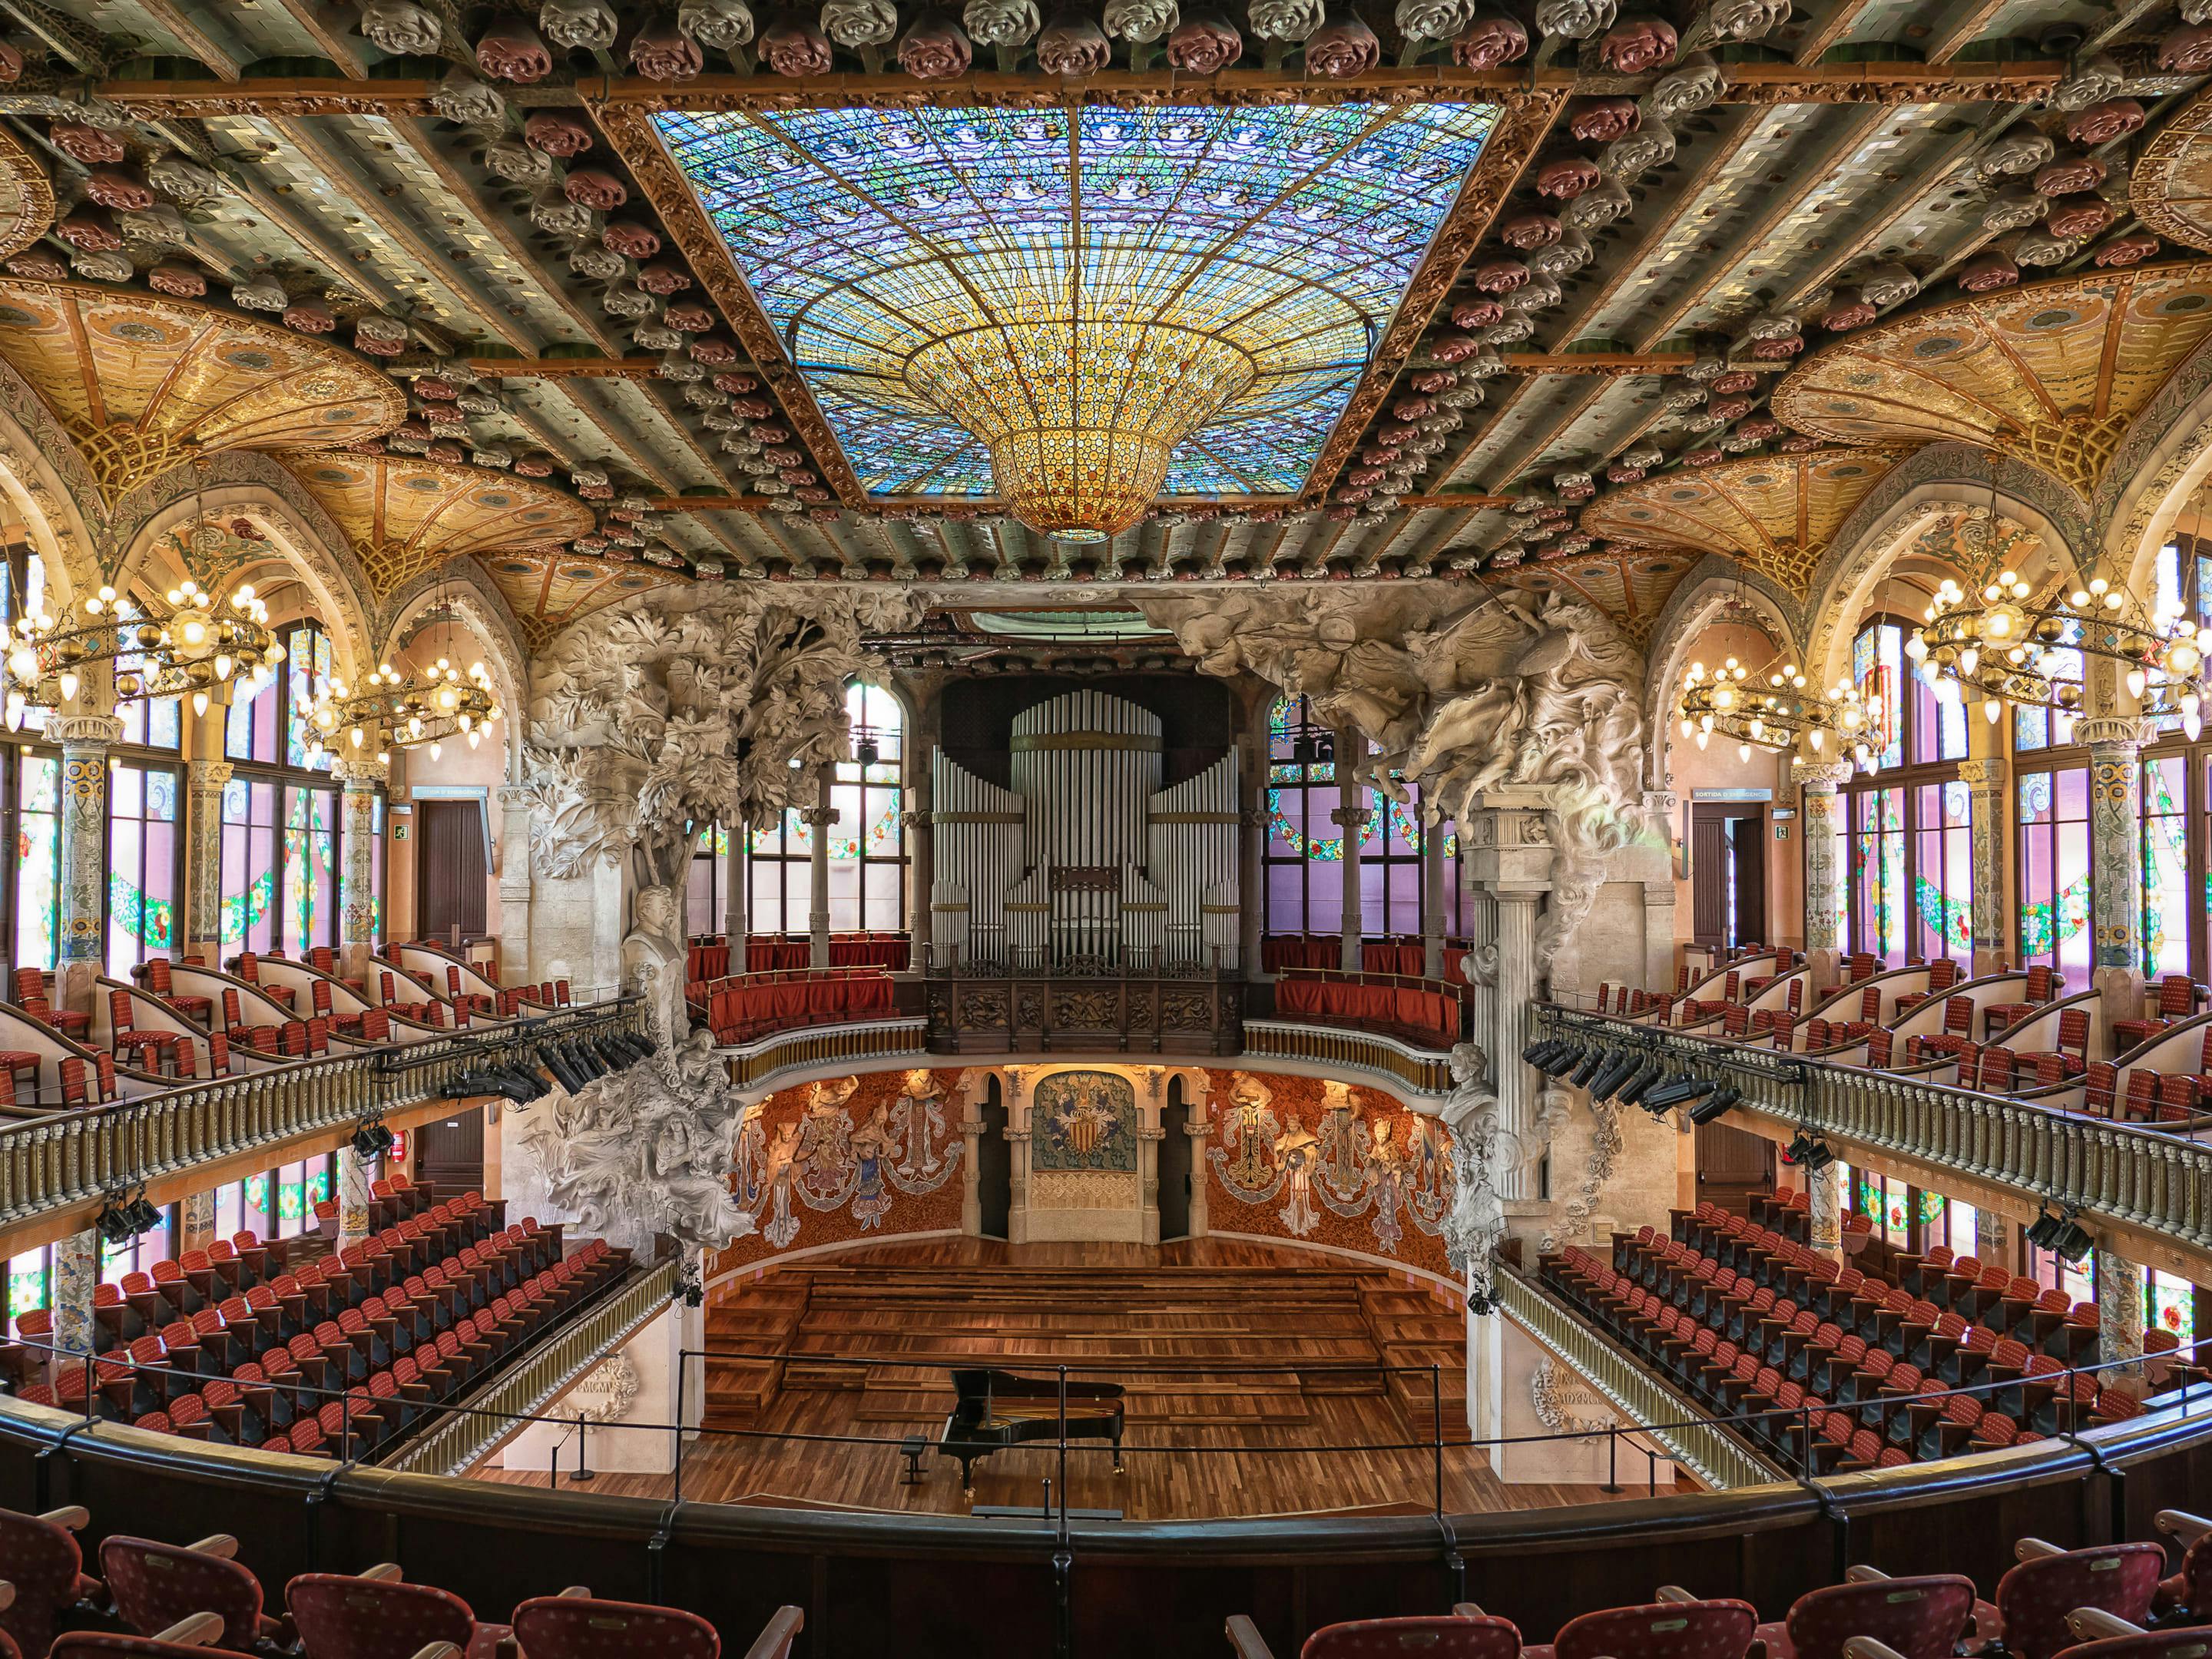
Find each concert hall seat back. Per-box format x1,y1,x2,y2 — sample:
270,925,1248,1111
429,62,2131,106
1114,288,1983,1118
511,1598,720,1659
0,1506,98,1659
1301,1616,1524,1659
1537,1599,1759,1659
1991,1545,2165,1659
1769,1575,1978,1659
99,1538,278,1654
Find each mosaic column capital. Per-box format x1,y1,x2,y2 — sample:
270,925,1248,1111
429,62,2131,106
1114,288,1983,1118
51,713,124,748
1794,761,1855,793
332,757,389,787
2076,716,2155,750
1954,757,2008,788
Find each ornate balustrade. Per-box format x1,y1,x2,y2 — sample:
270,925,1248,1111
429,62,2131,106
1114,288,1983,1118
1495,1267,1783,1492
926,974,1240,1055
1240,1020,1456,1096
0,1000,644,1230
1535,1004,2212,1260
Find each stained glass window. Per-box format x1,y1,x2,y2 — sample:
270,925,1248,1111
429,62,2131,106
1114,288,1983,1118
686,823,729,939
282,785,336,955
5,1247,45,1323
2018,767,2091,982
1,548,48,736
221,778,279,952
1851,787,1906,965
285,624,333,772
2015,637,2082,753
106,763,179,977
2143,755,2190,979
2149,1268,2198,1345
1853,622,1903,772
111,601,180,750
12,753,60,974
1912,780,1972,966
656,102,1498,500
750,683,906,933
227,670,278,763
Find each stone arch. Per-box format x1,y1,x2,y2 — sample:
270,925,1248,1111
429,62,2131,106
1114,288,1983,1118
2096,334,2212,601
1800,445,2091,695
0,361,101,605
378,562,532,783
107,460,377,682
1637,556,1806,790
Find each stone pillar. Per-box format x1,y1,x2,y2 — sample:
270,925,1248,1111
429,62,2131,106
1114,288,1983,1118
2098,1247,2144,1388
1489,889,1545,1201
51,1228,97,1359
2081,718,2151,1025
178,1189,217,1253
1797,763,1853,992
724,817,749,949
803,771,836,971
54,713,122,1010
1955,756,2010,977
1138,1075,1164,1248
1004,1067,1031,1245
336,759,386,982
1184,1088,1211,1237
1333,730,1368,972
338,1144,376,1253
959,1075,985,1236
1237,706,1266,979
1975,1207,2011,1270
906,696,936,968
495,781,533,986
184,757,233,969
1421,810,1448,980
1461,792,1555,1203
1808,1162,1843,1263
1641,790,1679,992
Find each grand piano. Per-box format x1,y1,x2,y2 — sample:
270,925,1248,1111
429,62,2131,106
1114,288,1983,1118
938,1368,1126,1495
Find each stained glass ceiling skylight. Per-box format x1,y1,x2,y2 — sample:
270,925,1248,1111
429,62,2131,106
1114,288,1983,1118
657,103,1496,521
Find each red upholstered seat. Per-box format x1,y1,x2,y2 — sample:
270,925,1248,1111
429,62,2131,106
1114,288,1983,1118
510,1597,720,1659
1300,1616,1522,1659
2154,1525,2212,1621
1521,1601,1757,1659
141,960,210,1021
1981,1545,2165,1659
99,1538,284,1653
2051,1631,2212,1659
0,1505,101,1659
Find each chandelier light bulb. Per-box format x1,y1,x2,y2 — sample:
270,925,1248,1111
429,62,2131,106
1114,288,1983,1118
191,690,209,718
2128,667,2147,700
1695,730,1709,750
1984,697,2002,724
1959,647,1979,676
428,742,442,761
467,730,481,749
350,727,364,748
214,654,233,681
7,647,34,680
56,671,77,703
178,618,207,650
1808,730,1825,752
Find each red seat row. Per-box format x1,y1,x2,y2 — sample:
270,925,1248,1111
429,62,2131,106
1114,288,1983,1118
700,972,897,1045
1272,972,1463,1051
0,1505,802,1659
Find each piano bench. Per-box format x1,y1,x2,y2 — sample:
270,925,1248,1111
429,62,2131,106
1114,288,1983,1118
900,1435,928,1486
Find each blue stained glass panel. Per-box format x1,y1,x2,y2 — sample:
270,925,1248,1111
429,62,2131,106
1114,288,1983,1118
657,102,1497,500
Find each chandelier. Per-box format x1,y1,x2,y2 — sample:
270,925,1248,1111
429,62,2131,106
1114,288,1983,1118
2,517,280,729
301,657,501,766
904,323,1256,541
1909,568,2212,738
1676,656,1874,766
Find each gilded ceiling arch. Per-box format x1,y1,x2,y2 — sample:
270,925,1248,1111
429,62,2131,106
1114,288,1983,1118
1771,264,2212,506
0,282,404,508
1579,447,1917,609
1637,556,1807,792
280,453,599,611
0,363,99,604
2131,86,2212,257
476,547,687,655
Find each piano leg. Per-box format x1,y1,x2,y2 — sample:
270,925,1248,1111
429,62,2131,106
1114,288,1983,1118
1112,1423,1124,1475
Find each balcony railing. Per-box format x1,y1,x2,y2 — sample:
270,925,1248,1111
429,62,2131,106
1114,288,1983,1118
1494,1267,1782,1492
1534,1004,2212,1257
1240,1020,1456,1096
0,999,645,1230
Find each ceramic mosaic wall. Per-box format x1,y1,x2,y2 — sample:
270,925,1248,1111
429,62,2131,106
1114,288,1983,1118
713,1067,968,1273
1199,1068,1453,1278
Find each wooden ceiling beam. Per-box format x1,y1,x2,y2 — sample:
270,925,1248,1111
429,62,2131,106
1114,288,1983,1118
83,58,2065,118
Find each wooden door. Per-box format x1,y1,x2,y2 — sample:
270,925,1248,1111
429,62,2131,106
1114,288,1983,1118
1729,815,1767,946
977,1075,1011,1240
417,800,487,945
1690,807,1730,948
1157,1078,1192,1241
416,1106,485,1197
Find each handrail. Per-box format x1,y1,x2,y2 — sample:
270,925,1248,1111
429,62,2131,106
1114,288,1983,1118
1494,1268,1782,1492
1534,1002,2212,1258
386,1259,680,1477
0,998,644,1228
1240,1020,1455,1096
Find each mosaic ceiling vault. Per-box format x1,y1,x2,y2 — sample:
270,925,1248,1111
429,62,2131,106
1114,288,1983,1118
656,102,1498,501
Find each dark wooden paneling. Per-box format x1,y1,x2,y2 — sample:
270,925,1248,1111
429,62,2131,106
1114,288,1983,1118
418,800,487,946
416,1107,484,1196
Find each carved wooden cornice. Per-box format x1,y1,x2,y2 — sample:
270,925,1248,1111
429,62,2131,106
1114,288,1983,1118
1301,88,1561,505
75,60,2068,119
593,101,867,510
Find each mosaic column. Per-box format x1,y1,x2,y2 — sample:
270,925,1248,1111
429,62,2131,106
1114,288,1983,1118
1797,763,1852,992
804,772,837,971
1975,1207,2011,1270
338,1143,376,1253
50,1228,97,1361
1955,757,2010,977
2098,1247,2144,1389
2080,717,2151,1022
184,757,233,968
178,1189,217,1253
1333,729,1366,972
54,714,122,1012
1422,811,1448,981
1808,1163,1843,1263
336,759,386,982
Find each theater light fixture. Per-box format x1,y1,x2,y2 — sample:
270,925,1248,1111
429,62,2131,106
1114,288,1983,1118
1783,1131,1834,1172
303,657,500,764
1675,656,1866,768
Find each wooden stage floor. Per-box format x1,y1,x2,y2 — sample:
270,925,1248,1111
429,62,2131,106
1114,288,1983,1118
468,1240,1672,1520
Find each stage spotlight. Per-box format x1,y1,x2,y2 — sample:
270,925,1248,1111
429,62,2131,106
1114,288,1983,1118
2050,1210,2093,1263
1782,1132,1834,1171
1688,1087,1741,1126
2026,1207,2061,1250
94,1200,136,1246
